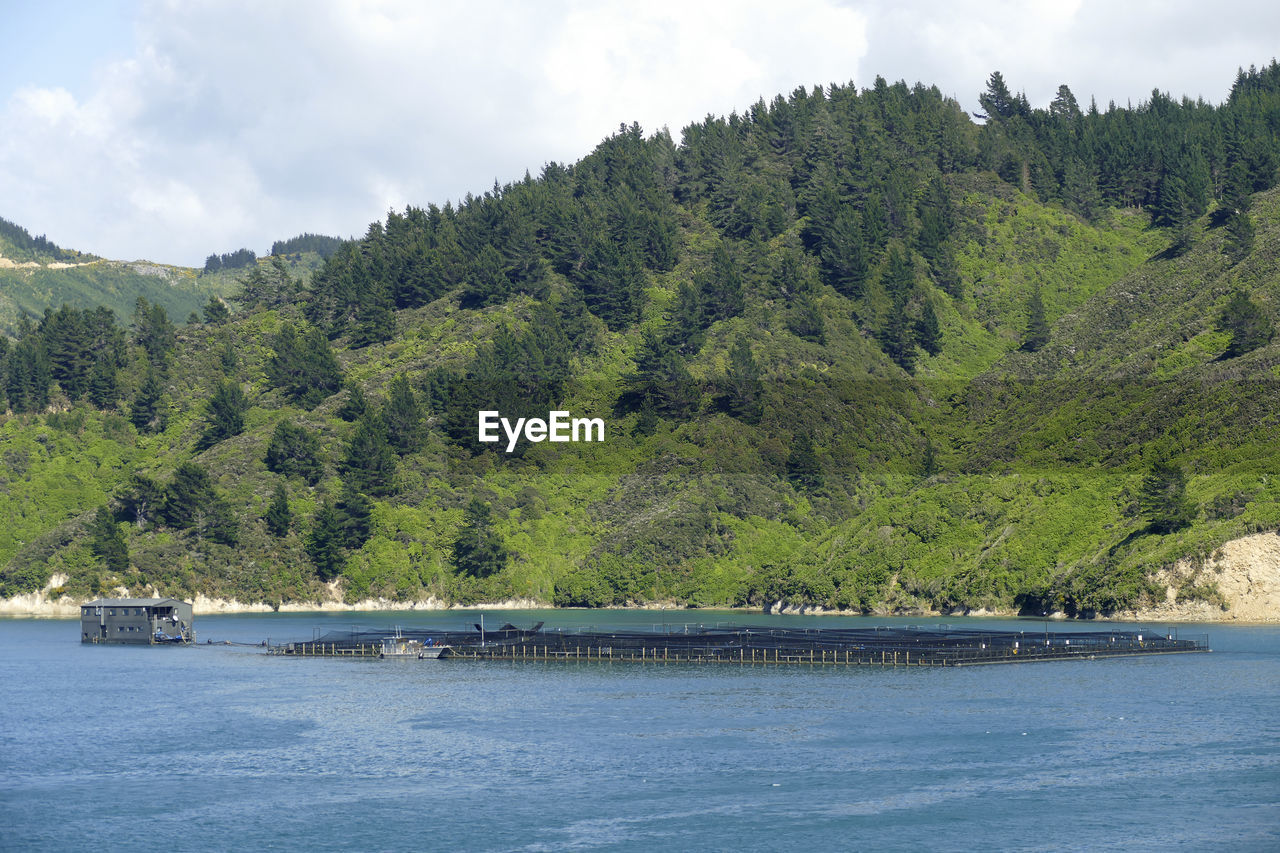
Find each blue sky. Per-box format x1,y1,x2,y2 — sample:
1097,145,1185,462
0,0,136,97
1,0,1276,267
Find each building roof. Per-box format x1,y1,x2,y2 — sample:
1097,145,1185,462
84,598,188,607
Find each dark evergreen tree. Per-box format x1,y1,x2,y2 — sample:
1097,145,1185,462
1049,84,1081,120
1140,454,1195,533
861,194,889,254
1021,287,1050,352
881,245,915,303
349,288,395,348
666,280,708,354
5,336,51,413
452,498,509,577
1060,158,1104,221
786,432,823,490
203,297,230,325
265,419,324,485
1223,211,1256,263
266,323,343,408
922,437,939,478
978,71,1028,120
336,381,368,422
625,329,700,418
340,412,397,496
197,379,249,450
725,335,763,423
132,298,175,367
701,244,745,322
1218,289,1273,357
115,473,163,530
161,462,218,530
237,256,297,310
631,392,659,437
89,505,129,573
384,374,424,455
264,482,292,538
787,292,826,344
880,304,917,373
130,369,167,434
306,497,346,581
819,209,870,298
916,300,942,357
336,483,373,551
86,359,121,410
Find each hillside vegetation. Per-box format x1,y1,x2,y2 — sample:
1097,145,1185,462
2,63,1280,617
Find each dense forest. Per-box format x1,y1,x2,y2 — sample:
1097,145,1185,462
2,63,1279,616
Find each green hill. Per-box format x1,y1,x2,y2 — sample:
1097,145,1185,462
2,63,1279,616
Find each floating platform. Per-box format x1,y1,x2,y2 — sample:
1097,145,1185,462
267,623,1209,667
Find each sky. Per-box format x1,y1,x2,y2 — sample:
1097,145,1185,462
1,0,1277,267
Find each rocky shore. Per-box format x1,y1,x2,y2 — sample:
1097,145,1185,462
4,533,1277,622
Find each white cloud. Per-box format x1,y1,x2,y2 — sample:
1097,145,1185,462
0,0,1275,266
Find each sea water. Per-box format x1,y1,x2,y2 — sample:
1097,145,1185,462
1,611,1276,852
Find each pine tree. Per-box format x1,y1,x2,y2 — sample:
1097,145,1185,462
203,297,230,325
786,432,823,490
978,71,1017,120
336,382,368,422
266,323,343,408
5,336,51,413
130,369,167,433
921,437,939,478
1060,158,1104,221
1140,454,1195,533
86,359,120,410
882,245,915,304
336,483,373,550
819,210,870,298
787,293,826,344
384,374,424,455
452,498,509,577
198,379,249,450
350,290,395,348
89,506,129,573
916,300,942,357
1218,289,1273,357
115,473,163,530
264,482,292,538
1049,84,1081,120
306,497,346,581
1021,287,1050,352
265,419,324,485
162,462,218,529
132,298,175,367
725,335,763,424
631,392,659,437
702,244,745,322
881,304,917,373
340,412,397,496
1224,211,1256,263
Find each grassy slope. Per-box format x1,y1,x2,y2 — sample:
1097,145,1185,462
0,237,325,336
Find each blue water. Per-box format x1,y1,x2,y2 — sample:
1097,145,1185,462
1,611,1277,852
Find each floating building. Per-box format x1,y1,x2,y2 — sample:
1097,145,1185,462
80,598,194,644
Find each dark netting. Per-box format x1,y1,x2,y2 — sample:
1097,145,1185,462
269,623,1209,666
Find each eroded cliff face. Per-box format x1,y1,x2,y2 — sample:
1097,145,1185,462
1132,532,1280,623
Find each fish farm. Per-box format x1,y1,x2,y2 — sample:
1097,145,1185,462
267,622,1210,667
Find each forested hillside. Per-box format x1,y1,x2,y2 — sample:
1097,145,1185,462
3,63,1279,616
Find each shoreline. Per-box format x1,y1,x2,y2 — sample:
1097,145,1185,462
1,593,1272,624
5,529,1276,623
